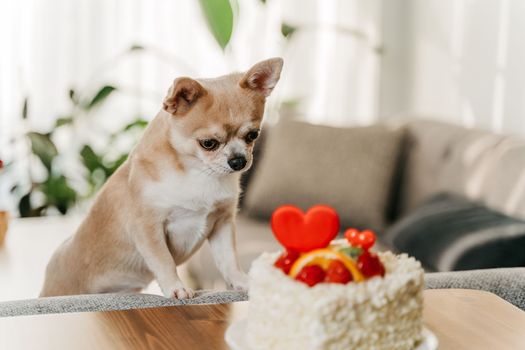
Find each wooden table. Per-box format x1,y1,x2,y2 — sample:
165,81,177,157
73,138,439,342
1,289,525,349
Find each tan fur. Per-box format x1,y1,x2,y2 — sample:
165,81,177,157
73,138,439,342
40,58,283,299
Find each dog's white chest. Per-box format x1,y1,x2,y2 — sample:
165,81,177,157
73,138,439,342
143,170,238,263
165,208,209,263
142,169,238,211
167,210,207,237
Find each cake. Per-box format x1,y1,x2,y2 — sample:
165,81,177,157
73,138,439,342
246,205,425,350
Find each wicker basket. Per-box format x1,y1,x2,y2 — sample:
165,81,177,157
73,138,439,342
0,211,8,245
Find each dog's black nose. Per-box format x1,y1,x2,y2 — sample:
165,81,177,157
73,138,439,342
228,156,247,171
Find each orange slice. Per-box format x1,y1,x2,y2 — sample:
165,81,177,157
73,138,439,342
289,248,364,282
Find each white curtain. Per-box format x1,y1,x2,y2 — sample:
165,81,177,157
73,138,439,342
277,0,383,126
0,0,383,146
380,0,525,136
0,0,283,139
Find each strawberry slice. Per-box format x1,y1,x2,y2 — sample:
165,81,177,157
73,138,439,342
325,260,353,284
295,265,325,287
274,250,300,274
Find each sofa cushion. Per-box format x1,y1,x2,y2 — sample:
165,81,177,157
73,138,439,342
243,120,404,230
0,290,247,317
394,119,525,220
384,193,525,271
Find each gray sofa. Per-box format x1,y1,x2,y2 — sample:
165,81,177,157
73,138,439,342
2,118,525,318
187,118,525,287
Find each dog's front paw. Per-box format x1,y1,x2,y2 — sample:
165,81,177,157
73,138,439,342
162,283,195,299
172,286,195,299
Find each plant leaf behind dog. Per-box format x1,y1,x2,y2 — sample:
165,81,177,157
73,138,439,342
199,0,234,50
80,145,105,174
54,116,74,128
122,118,149,132
27,132,58,172
83,85,117,110
21,97,29,119
40,174,77,215
18,192,33,217
281,23,297,38
129,44,145,51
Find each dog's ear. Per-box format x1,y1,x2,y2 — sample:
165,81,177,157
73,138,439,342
163,77,207,115
240,57,283,97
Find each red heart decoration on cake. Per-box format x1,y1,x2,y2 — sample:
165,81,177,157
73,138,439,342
271,205,340,252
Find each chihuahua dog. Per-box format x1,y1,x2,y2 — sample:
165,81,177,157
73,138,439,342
40,58,283,299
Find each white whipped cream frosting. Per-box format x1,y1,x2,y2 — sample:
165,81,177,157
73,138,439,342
247,251,424,350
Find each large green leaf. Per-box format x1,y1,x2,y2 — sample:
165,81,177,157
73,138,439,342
199,0,234,49
27,132,58,171
83,85,117,110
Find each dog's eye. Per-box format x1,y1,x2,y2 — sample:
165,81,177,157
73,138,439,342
245,130,259,143
199,139,219,151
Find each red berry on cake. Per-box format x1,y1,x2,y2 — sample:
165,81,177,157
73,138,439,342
295,265,325,286
344,228,376,250
357,251,386,277
344,228,359,243
273,250,300,274
325,260,353,284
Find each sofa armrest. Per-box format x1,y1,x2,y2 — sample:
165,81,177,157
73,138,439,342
425,267,525,310
0,290,248,318
5,269,523,317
